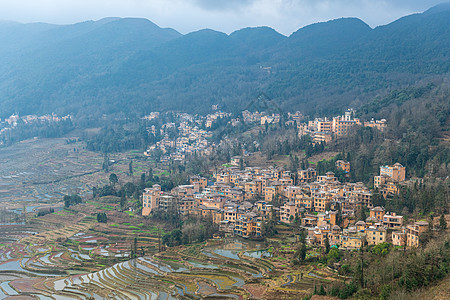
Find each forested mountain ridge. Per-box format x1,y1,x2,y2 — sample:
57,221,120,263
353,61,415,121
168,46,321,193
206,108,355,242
0,4,449,120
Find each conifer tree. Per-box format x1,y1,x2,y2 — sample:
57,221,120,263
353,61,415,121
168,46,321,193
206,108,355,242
439,214,447,231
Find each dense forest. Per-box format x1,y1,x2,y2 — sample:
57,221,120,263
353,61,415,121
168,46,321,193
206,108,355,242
0,4,448,120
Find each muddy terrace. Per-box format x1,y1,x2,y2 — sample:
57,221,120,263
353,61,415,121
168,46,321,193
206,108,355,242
0,136,156,204
0,201,340,299
0,137,342,299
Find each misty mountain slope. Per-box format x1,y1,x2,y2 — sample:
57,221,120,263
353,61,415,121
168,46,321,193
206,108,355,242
355,9,450,68
0,18,182,115
0,4,448,119
281,18,372,59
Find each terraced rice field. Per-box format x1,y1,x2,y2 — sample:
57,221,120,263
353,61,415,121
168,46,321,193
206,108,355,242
1,231,337,299
1,202,337,299
0,136,157,204
0,208,164,298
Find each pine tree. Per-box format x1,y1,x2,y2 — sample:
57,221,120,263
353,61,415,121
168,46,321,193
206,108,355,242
358,207,367,221
109,173,118,188
120,194,127,211
439,214,447,231
299,242,307,262
140,173,146,187
129,160,133,176
324,235,330,254
319,285,326,295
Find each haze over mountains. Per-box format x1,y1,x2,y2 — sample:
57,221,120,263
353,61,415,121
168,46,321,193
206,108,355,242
0,3,449,120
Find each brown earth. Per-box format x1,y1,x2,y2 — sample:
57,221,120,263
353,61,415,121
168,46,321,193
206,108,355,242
10,278,44,294
244,283,268,299
307,151,339,165
246,151,306,168
310,296,340,300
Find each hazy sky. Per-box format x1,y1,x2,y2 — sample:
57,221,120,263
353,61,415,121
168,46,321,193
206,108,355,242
0,0,445,35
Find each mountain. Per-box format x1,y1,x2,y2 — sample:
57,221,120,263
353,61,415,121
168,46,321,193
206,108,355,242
284,18,371,58
0,4,448,120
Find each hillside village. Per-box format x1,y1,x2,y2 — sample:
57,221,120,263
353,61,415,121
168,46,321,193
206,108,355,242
0,5,448,299
142,108,385,162
139,108,421,251
142,159,428,249
0,113,72,144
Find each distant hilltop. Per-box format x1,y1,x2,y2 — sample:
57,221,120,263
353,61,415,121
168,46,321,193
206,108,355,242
0,4,448,119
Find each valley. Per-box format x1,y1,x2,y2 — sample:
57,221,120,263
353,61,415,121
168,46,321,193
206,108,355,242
0,2,448,299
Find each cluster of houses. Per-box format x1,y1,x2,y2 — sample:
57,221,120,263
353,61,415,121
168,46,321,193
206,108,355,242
297,109,386,144
0,113,71,127
374,162,406,198
143,111,237,162
142,161,428,249
144,120,215,162
302,206,428,249
0,113,72,144
297,109,361,143
231,111,305,128
142,108,387,164
237,109,384,145
205,111,232,128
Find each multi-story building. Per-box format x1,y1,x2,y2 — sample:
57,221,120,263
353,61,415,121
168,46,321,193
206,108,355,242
295,195,313,210
201,197,225,210
335,160,350,173
159,195,178,212
173,185,195,197
313,194,330,212
255,201,273,220
142,185,161,216
264,186,277,202
379,163,406,182
200,207,223,224
406,221,429,247
179,198,198,215
283,186,302,200
313,131,333,143
264,183,283,202
366,227,387,245
215,172,231,184
190,176,208,191
298,168,317,183
302,214,318,227
245,181,262,198
392,230,407,247
383,213,403,229
375,163,406,198
364,119,387,131
223,209,238,224
349,190,372,209
332,116,359,137
317,172,338,183
280,202,298,224
227,189,245,202
234,213,262,238
341,235,363,249
370,206,385,221
317,120,332,132
355,221,366,232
